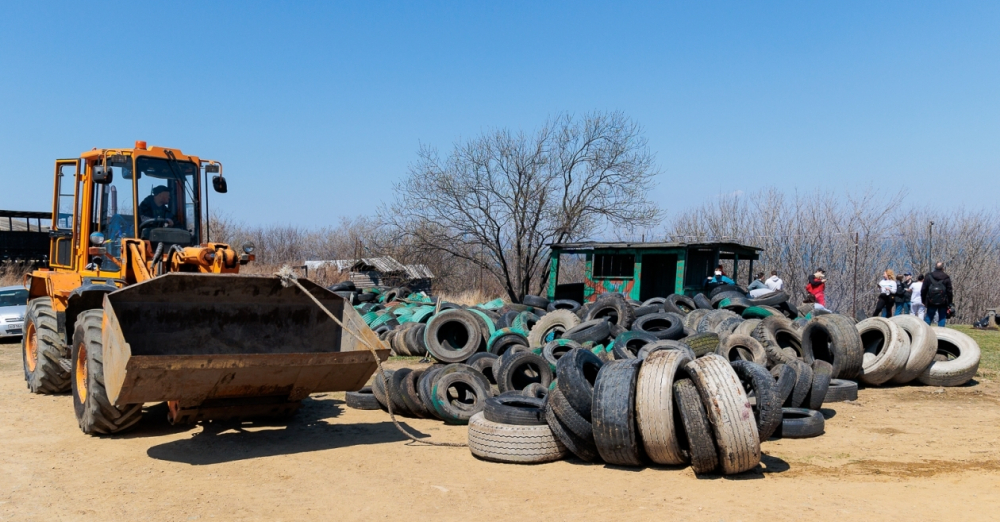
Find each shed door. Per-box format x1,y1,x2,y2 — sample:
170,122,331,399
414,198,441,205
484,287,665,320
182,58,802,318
639,254,677,300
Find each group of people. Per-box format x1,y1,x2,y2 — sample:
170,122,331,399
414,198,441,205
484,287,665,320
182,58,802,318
713,266,831,312
875,262,953,326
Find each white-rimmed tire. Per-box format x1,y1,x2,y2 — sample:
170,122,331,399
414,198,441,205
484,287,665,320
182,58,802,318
888,315,938,384
468,412,568,463
636,349,692,465
917,327,980,387
855,317,909,385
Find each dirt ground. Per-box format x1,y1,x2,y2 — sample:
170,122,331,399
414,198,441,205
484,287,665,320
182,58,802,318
1,340,998,522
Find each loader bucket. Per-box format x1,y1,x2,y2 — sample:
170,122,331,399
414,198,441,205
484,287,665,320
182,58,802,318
99,273,388,423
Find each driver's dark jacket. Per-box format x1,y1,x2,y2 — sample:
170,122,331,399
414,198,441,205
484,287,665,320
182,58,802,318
138,195,170,223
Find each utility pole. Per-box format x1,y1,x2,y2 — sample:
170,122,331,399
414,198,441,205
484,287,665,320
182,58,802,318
927,221,934,272
853,231,859,320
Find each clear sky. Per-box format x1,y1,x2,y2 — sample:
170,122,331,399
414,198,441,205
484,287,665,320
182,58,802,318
1,2,997,226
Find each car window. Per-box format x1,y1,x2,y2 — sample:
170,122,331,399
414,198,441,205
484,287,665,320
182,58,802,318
0,289,28,307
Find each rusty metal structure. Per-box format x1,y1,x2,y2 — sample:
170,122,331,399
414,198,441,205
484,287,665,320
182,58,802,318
22,142,387,434
546,241,762,303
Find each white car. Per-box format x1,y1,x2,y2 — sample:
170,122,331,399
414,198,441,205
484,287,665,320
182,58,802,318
0,285,28,339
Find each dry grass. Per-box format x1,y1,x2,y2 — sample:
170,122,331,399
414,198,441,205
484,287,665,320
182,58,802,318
950,325,1000,378
435,289,504,307
0,263,31,287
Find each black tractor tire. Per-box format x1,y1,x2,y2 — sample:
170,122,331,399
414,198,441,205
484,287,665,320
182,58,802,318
730,361,783,441
673,378,718,473
496,351,553,393
346,387,381,410
483,395,546,426
71,310,143,435
555,348,604,421
591,359,644,466
775,408,825,438
22,297,70,394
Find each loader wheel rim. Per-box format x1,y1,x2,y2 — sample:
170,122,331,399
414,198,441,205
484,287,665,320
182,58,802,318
25,322,38,372
75,343,88,403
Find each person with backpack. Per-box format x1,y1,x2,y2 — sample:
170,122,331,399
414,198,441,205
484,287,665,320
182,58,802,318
872,269,896,318
909,274,925,320
921,262,953,326
893,273,912,316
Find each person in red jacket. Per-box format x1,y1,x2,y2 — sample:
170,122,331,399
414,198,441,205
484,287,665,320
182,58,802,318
805,268,827,306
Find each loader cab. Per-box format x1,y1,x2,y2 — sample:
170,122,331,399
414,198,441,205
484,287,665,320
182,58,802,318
50,144,213,274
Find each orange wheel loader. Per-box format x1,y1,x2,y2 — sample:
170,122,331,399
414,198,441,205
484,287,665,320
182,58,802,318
22,142,388,435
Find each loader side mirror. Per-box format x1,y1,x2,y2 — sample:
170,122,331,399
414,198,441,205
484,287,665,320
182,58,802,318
93,165,113,184
212,175,228,193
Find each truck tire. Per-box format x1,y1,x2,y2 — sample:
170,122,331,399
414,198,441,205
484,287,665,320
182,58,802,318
592,359,644,466
496,351,553,393
612,331,658,360
664,294,697,315
800,314,864,380
528,309,580,348
684,354,761,474
372,369,395,410
717,334,767,366
555,348,604,421
562,319,611,345
544,400,599,462
424,310,483,363
468,412,567,464
636,350,692,465
889,315,938,384
637,339,697,362
389,369,416,417
431,370,490,425
805,360,833,410
770,364,796,404
585,293,636,330
917,327,981,387
632,313,685,340
680,332,720,357
672,378,717,472
542,338,583,367
730,361,783,441
786,359,814,408
71,310,142,434
483,395,546,425
856,317,909,385
22,297,70,394
346,387,381,410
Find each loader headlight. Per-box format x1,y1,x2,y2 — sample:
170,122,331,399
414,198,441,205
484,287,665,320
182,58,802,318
90,232,105,246
241,242,255,254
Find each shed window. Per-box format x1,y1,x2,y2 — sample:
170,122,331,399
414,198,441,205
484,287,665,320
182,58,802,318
592,254,635,278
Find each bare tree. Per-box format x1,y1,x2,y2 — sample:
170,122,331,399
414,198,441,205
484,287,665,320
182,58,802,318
380,111,661,302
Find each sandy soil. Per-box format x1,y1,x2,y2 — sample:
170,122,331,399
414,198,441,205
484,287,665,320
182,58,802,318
1,340,998,522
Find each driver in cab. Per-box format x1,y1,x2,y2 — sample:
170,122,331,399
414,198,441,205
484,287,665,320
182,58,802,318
139,186,174,227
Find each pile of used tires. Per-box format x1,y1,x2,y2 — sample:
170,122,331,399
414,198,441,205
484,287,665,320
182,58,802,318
343,283,981,473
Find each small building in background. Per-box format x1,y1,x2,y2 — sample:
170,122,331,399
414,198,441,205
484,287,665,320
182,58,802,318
546,241,762,303
305,256,434,291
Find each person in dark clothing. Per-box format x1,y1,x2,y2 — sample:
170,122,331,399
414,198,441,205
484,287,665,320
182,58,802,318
138,186,174,227
893,274,912,316
920,262,953,327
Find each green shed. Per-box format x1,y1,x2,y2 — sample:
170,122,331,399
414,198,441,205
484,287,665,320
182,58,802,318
546,241,762,303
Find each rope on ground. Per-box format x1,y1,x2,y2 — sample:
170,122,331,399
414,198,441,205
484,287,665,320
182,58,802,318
275,267,466,448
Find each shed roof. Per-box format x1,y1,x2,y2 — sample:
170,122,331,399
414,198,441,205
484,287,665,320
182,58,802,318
549,241,762,254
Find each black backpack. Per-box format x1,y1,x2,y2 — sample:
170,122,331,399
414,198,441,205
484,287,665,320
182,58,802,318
926,274,948,306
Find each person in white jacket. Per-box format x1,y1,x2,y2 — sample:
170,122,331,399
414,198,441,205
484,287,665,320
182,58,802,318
909,274,925,320
764,270,783,291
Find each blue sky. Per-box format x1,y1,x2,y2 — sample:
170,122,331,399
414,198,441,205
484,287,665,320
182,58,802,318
1,2,997,227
